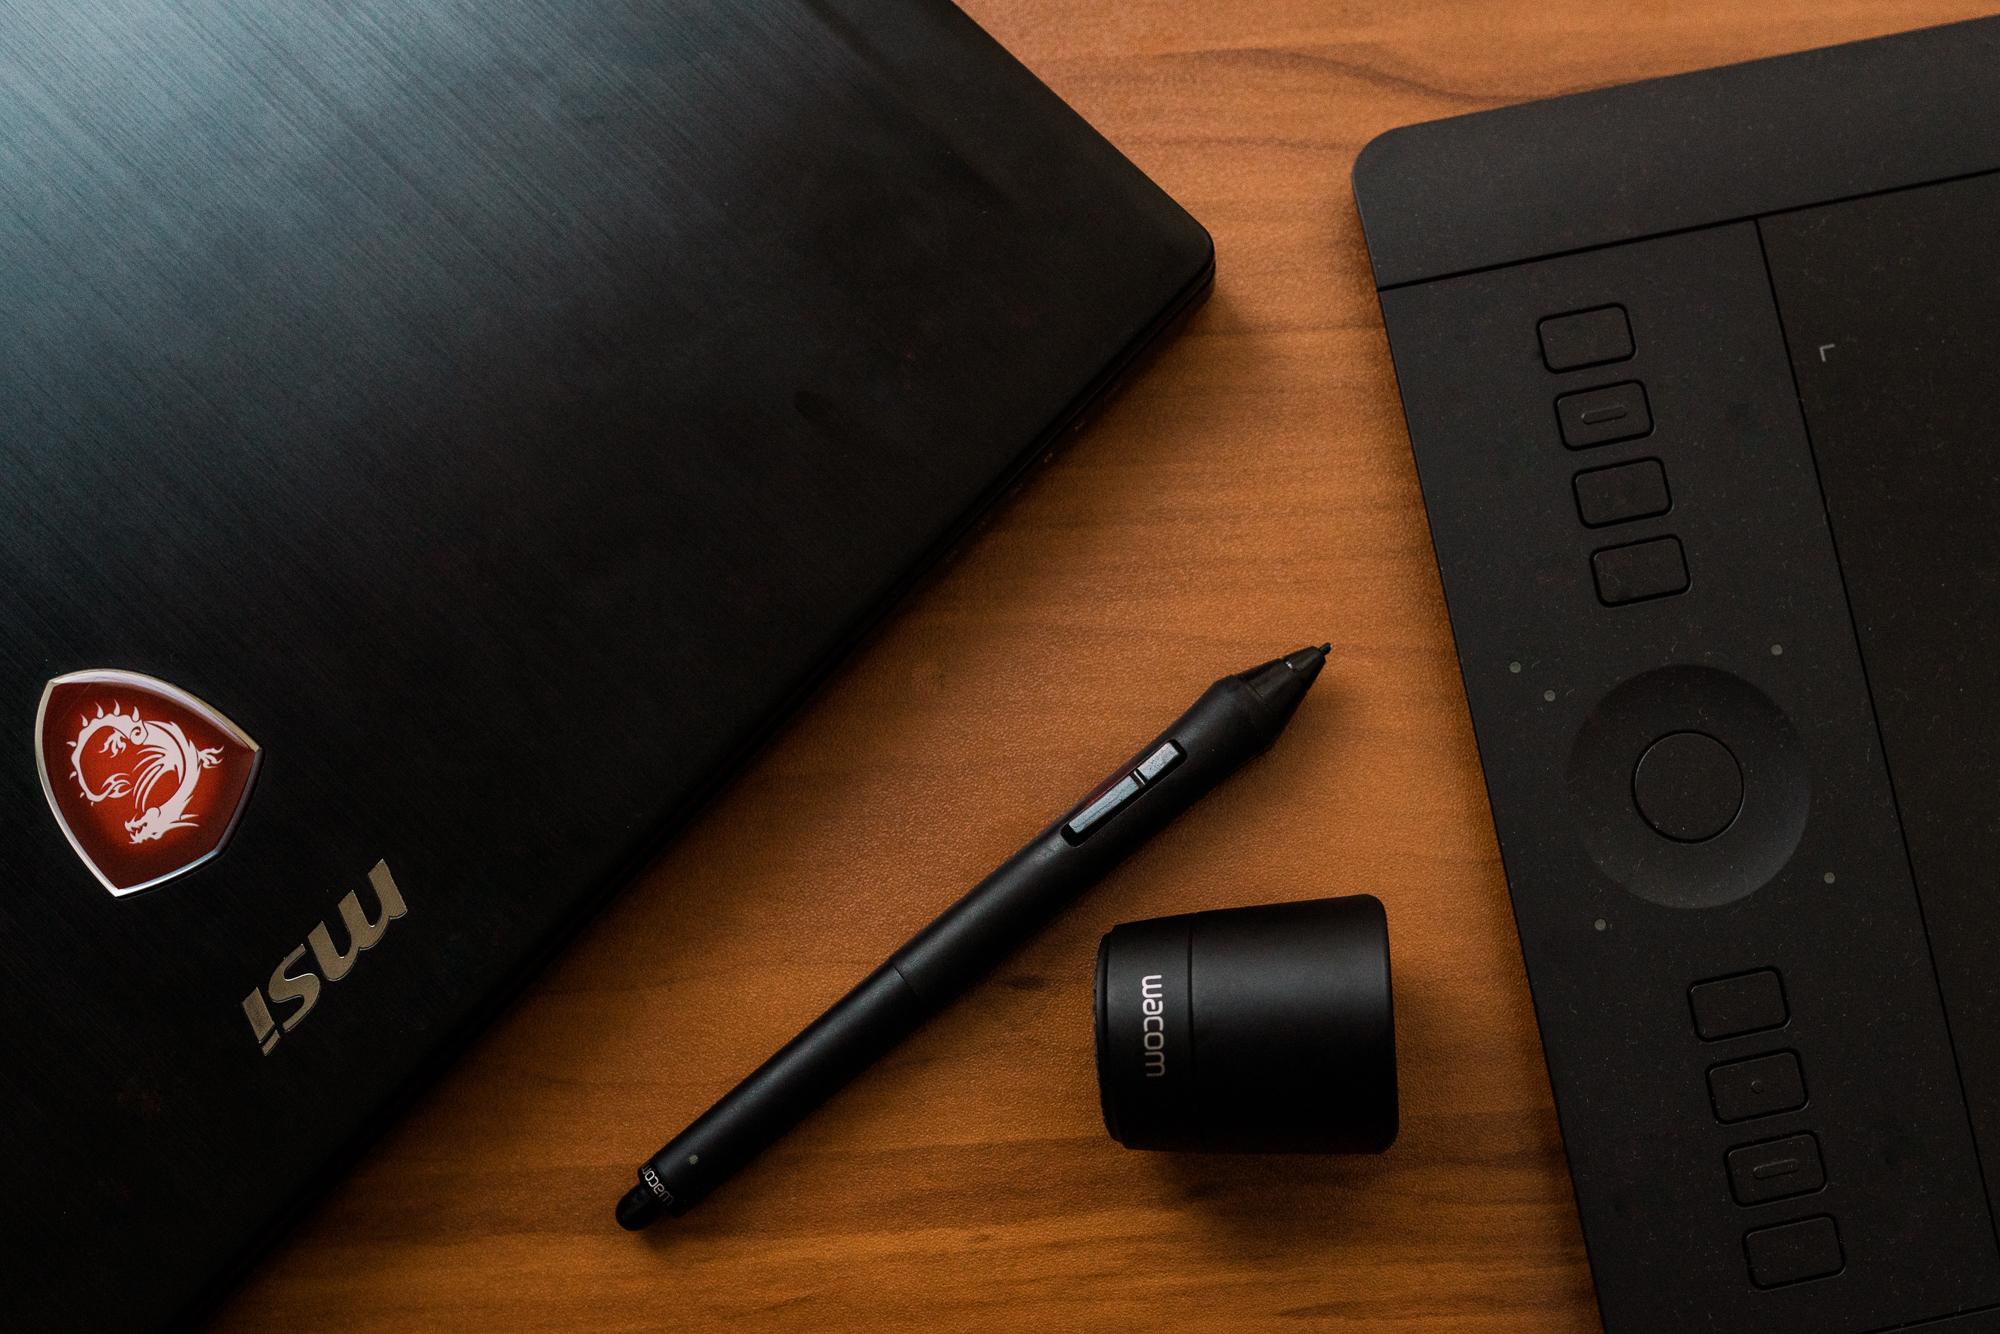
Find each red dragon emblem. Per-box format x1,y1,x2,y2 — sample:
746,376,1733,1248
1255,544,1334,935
36,670,261,897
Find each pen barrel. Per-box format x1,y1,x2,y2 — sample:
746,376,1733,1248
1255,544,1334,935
638,685,1257,1218
639,963,924,1216
623,649,1324,1224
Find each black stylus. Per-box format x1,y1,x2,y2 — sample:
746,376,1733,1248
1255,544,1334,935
614,644,1329,1229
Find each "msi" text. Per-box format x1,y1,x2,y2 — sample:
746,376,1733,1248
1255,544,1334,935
240,861,407,1055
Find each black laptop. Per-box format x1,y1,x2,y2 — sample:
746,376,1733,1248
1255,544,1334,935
0,2,1211,1328
1356,15,2000,1334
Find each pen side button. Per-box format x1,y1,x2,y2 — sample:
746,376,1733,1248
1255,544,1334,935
1063,773,1145,844
1136,742,1184,784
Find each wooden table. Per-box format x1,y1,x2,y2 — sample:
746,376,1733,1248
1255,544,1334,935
214,2,1990,1328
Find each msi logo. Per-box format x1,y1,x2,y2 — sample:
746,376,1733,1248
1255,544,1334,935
241,861,409,1056
36,670,261,896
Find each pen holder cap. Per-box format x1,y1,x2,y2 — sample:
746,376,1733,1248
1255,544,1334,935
1093,895,1397,1153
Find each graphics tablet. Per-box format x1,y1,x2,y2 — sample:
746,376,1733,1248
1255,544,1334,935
1356,16,2000,1333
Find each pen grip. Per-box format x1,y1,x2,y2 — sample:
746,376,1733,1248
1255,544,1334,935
640,963,924,1215
891,681,1268,1006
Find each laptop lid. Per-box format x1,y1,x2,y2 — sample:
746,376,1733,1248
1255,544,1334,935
0,2,1212,1327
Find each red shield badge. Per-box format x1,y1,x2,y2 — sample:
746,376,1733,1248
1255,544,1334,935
36,670,261,897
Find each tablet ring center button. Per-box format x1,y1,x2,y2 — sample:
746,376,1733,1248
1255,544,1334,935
1567,666,1807,908
1634,731,1743,843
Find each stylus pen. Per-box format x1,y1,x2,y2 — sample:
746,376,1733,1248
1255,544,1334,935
614,644,1329,1229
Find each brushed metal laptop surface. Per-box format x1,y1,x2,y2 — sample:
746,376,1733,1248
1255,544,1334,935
0,2,1212,1327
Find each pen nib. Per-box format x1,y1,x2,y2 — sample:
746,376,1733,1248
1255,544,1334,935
1233,644,1328,724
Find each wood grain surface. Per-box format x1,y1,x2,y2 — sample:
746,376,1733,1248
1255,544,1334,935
212,2,1992,1329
